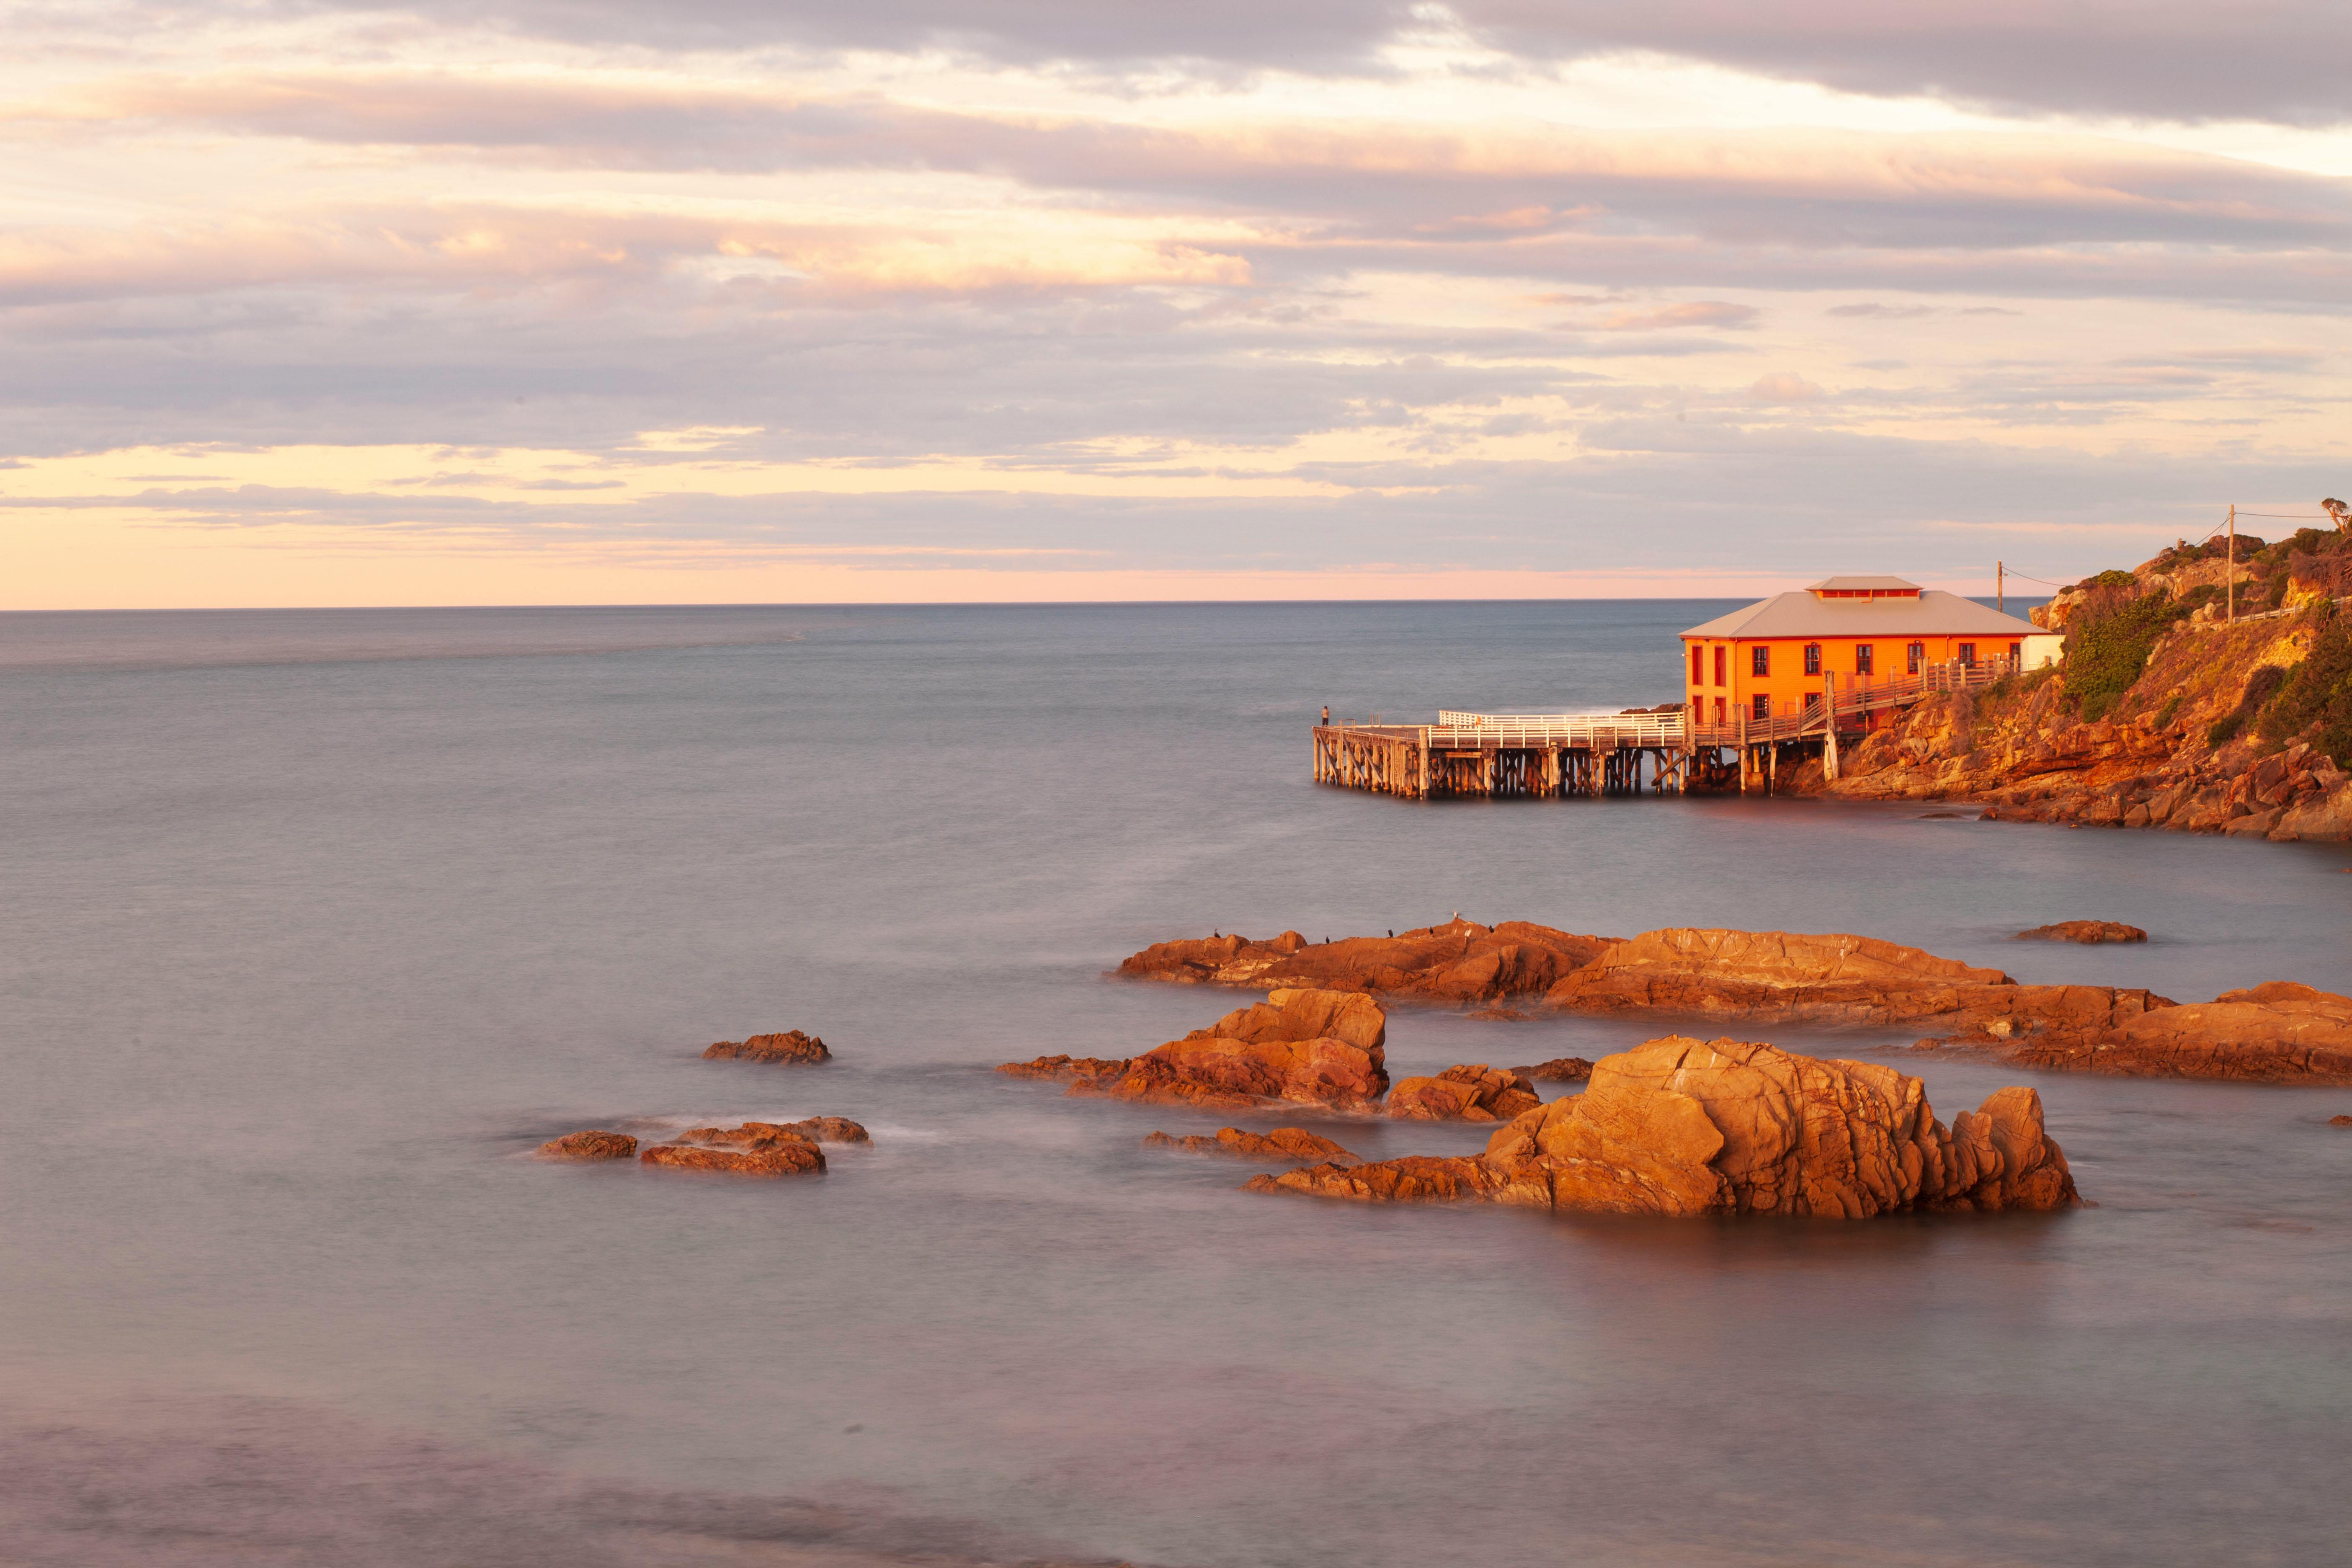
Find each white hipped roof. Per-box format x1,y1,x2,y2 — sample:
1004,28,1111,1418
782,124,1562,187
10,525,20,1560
1683,589,2043,640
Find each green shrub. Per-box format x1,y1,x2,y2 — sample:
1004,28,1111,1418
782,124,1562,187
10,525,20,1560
2065,591,2182,721
2256,607,2352,766
2155,692,2184,729
2074,568,2138,591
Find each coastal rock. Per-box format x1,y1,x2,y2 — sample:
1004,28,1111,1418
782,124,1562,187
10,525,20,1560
2015,921,2148,944
1118,918,1617,1003
1251,1037,2080,1219
1075,988,1390,1111
1544,928,2011,1021
1386,1063,1540,1122
2332,1115,2352,1127
1999,981,2352,1085
536,1130,638,1161
640,1140,825,1177
995,1055,1131,1085
703,1030,831,1065
1515,1056,1594,1082
1145,1127,1361,1165
1546,928,2172,1060
779,1115,870,1145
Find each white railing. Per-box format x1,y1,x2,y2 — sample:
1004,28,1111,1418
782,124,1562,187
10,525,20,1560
1687,657,2019,744
1429,709,1686,747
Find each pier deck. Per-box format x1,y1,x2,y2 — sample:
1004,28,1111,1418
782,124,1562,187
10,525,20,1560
1315,660,2017,801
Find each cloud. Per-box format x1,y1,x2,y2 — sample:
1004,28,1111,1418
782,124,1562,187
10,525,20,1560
1750,373,1827,403
146,2,2352,127
1595,302,1759,331
5,8,2349,608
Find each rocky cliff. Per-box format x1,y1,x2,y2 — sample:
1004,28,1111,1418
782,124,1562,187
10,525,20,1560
1792,585,2352,841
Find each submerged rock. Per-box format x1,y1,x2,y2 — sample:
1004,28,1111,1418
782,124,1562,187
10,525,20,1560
1250,1036,2081,1219
1073,988,1390,1111
778,1115,870,1145
536,1130,638,1161
995,1054,1130,1085
1516,1057,1594,1082
684,1117,869,1147
1118,918,1617,1003
640,1141,825,1177
1386,1063,1540,1122
2015,921,2148,944
703,1030,831,1065
1144,1127,1361,1165
1247,1155,1499,1204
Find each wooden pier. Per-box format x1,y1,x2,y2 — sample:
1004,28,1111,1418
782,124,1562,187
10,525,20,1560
1315,660,2017,802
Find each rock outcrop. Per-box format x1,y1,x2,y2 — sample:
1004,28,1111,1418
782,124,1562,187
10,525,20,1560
1989,981,2352,1084
995,1055,1131,1086
2332,1114,2352,1127
1117,918,1616,1003
703,1031,831,1065
1515,1057,1594,1082
2015,921,2147,944
1386,1063,1540,1122
1071,989,1390,1111
1545,928,2170,1050
1143,1127,1361,1165
1249,1037,2081,1218
536,1130,638,1161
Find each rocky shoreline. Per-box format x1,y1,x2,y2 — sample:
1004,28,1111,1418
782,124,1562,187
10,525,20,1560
1780,536,2352,841
1115,920,2352,1086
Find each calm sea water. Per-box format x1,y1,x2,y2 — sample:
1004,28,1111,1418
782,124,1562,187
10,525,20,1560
3,603,2347,1568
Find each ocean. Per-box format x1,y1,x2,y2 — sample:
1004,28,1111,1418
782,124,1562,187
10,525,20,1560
3,601,2347,1567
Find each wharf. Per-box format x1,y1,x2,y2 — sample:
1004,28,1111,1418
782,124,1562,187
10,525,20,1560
1315,661,2014,801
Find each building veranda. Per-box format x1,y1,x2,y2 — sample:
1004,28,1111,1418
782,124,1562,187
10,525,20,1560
1313,576,2062,800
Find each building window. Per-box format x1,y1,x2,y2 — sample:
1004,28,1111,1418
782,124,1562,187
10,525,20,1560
1803,691,1820,711
2009,641,2022,665
1855,643,1874,676
1690,645,1702,686
1907,641,1924,674
1713,646,1726,686
1713,696,1727,725
1752,693,1771,721
1803,642,1821,676
1751,645,1770,677
1958,642,1977,667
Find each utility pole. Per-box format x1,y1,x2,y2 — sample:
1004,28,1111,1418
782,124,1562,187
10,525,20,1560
1997,560,2004,616
2226,504,2236,623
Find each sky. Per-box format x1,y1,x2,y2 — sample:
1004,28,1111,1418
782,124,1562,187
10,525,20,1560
3,2,2348,609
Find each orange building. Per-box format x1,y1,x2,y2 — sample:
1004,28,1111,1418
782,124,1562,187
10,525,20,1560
1682,577,2054,730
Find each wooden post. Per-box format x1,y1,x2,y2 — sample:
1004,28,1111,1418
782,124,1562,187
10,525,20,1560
1737,709,1749,792
2226,503,2236,623
1823,672,1840,781
1997,560,2004,616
